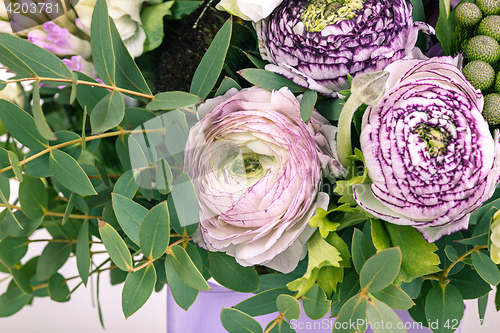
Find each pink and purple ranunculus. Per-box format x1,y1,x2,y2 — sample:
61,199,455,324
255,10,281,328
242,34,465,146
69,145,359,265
256,0,432,97
184,87,345,273
354,56,500,243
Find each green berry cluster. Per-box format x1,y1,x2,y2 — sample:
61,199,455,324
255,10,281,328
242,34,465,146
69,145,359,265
455,0,500,125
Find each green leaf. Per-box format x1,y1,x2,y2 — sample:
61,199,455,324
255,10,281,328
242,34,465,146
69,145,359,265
109,19,152,96
169,245,209,290
90,91,125,134
436,0,454,55
333,294,367,333
254,274,299,294
448,265,491,299
264,319,296,333
234,288,294,317
286,268,319,300
76,220,90,286
444,245,459,262
239,69,306,93
478,294,488,322
146,91,203,110
9,267,33,294
0,211,43,237
168,1,203,19
371,284,414,310
112,193,148,245
472,250,500,286
366,299,406,333
308,208,340,238
113,169,138,198
36,241,72,281
49,149,97,196
208,251,259,292
141,1,174,52
411,0,427,52
425,284,464,333
95,160,110,187
0,33,72,80
325,232,350,268
91,0,115,85
302,284,331,320
0,287,31,317
244,52,266,69
190,18,233,99
7,150,22,182
0,147,16,178
371,220,441,283
435,232,467,276
0,236,28,267
169,173,199,234
62,192,77,226
300,89,317,123
221,308,263,333
401,278,423,299
75,72,110,112
277,294,301,320
352,228,374,274
122,264,156,318
70,72,78,105
19,175,48,219
0,100,48,150
165,255,198,310
48,273,70,302
305,230,342,279
216,77,242,96
99,221,132,271
360,247,402,292
32,82,57,141
139,202,170,260
156,159,173,195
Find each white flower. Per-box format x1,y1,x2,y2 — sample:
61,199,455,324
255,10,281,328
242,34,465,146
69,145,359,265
216,0,283,22
74,0,147,58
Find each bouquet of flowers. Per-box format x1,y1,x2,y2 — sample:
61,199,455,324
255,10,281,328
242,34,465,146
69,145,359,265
1,0,500,332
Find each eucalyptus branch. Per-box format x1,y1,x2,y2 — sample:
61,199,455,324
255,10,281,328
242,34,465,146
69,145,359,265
32,283,48,291
166,237,192,254
3,77,154,100
441,245,488,279
0,275,11,284
421,274,441,281
0,128,164,175
0,203,101,220
129,261,153,273
264,314,285,333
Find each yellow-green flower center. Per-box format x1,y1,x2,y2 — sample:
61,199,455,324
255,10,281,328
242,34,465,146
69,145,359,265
302,0,365,32
415,125,451,157
229,152,266,179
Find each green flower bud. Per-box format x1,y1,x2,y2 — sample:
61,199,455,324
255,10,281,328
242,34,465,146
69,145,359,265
482,93,500,125
455,2,483,28
478,15,500,43
463,35,500,64
476,0,500,16
496,71,500,93
462,60,496,90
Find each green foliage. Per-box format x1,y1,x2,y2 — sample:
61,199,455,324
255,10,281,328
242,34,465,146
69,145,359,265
234,288,294,317
146,92,203,111
48,273,71,303
91,0,115,85
239,69,306,93
122,264,156,318
165,255,198,310
190,18,233,99
425,284,464,333
169,245,209,290
139,202,170,260
0,236,28,267
221,308,263,333
36,241,72,281
366,299,406,333
76,221,90,286
141,1,175,52
208,251,259,292
360,247,402,293
112,193,148,245
302,284,331,320
277,294,301,320
99,222,133,271
90,91,125,134
300,89,317,122
333,294,367,333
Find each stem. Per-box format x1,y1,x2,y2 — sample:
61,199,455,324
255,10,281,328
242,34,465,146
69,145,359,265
129,261,153,273
0,275,11,284
337,94,362,174
0,203,101,220
4,77,154,100
264,314,284,333
442,245,488,279
33,283,48,291
422,274,441,281
0,128,164,175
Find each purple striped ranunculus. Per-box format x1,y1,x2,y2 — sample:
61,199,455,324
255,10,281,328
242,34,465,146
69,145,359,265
184,86,345,273
354,56,500,243
256,0,432,97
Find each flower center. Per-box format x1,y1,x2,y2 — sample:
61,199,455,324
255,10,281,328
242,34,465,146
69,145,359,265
301,0,365,32
229,152,266,179
414,125,451,158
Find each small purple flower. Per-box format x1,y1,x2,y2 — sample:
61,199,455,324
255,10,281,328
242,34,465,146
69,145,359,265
28,22,91,58
62,56,98,79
